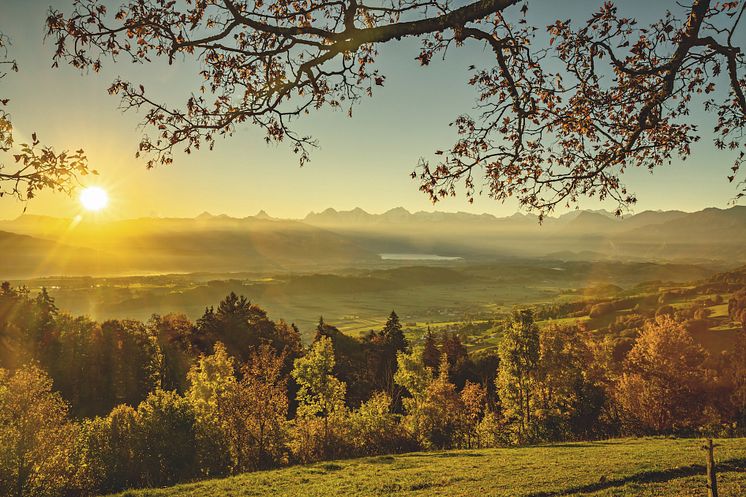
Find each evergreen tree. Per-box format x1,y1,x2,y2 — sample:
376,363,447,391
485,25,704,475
440,332,471,387
32,287,59,365
382,311,408,353
34,287,58,328
421,330,440,374
314,316,335,341
195,294,299,363
367,311,410,405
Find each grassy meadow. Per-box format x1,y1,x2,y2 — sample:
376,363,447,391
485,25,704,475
111,437,746,497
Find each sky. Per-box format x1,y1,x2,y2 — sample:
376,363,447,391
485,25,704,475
0,0,743,220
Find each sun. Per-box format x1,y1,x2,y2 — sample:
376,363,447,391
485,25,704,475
79,186,109,212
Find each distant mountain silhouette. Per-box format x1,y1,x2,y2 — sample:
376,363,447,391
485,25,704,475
559,211,622,234
0,214,377,278
253,210,274,220
2,205,745,278
303,205,746,262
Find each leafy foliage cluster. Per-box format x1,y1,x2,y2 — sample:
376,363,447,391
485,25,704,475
38,0,746,216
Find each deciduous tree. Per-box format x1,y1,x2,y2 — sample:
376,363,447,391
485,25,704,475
496,310,540,442
221,344,289,471
291,336,347,458
460,381,487,448
135,389,200,487
0,31,91,202
0,365,78,497
614,315,709,433
46,1,746,215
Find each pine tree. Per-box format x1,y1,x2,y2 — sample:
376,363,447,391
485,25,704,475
382,310,408,353
314,316,331,341
32,288,59,360
422,330,440,374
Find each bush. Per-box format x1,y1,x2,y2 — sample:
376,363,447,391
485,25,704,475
475,411,512,447
136,389,200,487
347,392,414,456
289,413,350,464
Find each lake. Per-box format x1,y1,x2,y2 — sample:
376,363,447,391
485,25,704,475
379,253,462,261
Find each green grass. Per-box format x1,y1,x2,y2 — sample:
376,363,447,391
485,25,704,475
709,303,730,318
536,316,591,329
111,437,746,497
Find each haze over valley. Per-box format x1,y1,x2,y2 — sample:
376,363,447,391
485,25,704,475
3,205,746,280
2,205,741,334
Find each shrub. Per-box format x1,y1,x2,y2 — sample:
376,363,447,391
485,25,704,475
136,389,200,487
347,392,413,456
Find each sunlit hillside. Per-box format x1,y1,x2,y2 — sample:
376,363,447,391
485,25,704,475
109,438,746,497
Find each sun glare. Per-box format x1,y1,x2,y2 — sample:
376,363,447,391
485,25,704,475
79,186,109,212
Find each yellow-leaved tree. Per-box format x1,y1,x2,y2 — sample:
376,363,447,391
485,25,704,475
0,364,79,497
291,336,347,462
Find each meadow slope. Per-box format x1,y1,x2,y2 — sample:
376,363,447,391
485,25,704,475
112,437,746,497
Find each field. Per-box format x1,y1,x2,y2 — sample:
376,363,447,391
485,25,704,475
111,437,746,497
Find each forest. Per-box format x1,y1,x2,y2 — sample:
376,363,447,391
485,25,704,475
1,0,746,495
1,266,745,497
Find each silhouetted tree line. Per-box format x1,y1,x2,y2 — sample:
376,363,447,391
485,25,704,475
1,282,745,496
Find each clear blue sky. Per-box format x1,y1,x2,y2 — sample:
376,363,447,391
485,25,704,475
0,0,742,219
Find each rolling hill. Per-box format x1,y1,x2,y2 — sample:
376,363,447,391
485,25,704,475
0,230,104,278
108,437,746,497
0,215,378,278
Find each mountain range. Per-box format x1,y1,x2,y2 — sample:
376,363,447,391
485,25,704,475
302,206,746,261
1,205,745,278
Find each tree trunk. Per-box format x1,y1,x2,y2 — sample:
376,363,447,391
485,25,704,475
323,414,329,459
258,423,266,470
16,463,26,497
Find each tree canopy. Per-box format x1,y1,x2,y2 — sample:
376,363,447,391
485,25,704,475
44,0,745,216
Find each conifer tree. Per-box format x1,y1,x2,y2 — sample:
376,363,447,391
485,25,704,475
421,330,440,374
382,311,408,353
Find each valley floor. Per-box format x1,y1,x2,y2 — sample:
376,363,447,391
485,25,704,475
112,437,746,497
